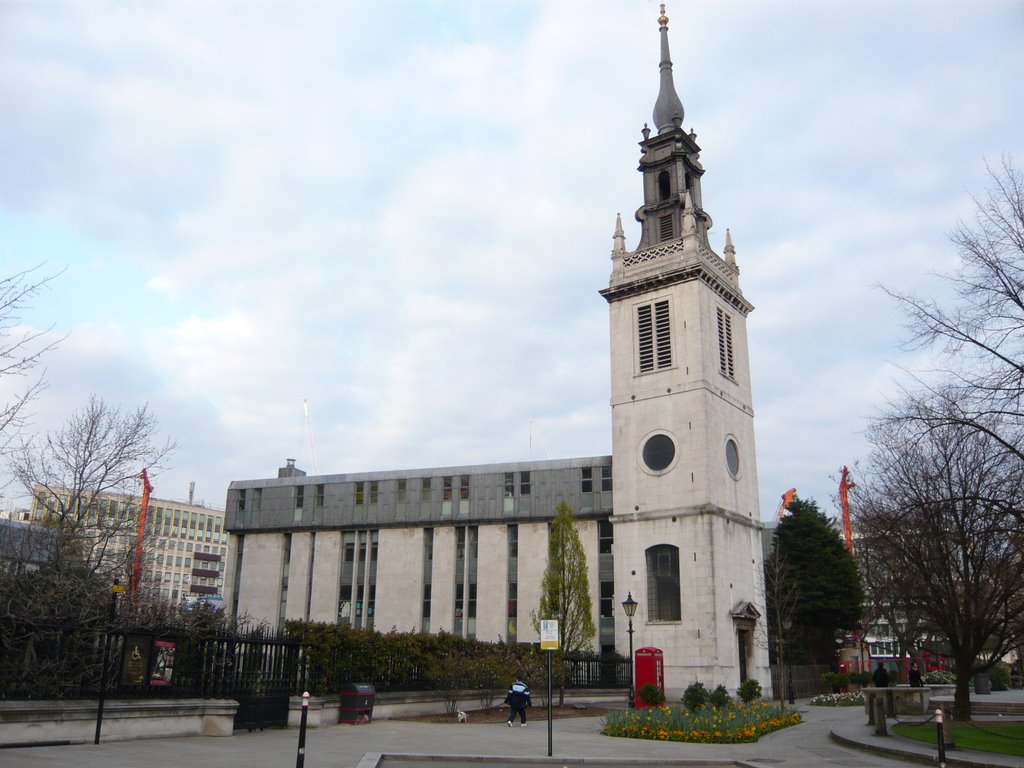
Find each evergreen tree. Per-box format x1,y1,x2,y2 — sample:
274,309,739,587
531,501,595,704
774,497,863,664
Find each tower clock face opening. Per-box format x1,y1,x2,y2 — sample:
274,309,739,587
642,433,676,472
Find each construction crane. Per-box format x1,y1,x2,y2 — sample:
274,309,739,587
775,488,797,521
839,466,855,552
130,468,154,597
304,399,320,475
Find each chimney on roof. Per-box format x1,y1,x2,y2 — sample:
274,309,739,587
278,458,306,479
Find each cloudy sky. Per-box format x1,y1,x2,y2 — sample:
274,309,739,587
2,0,1022,520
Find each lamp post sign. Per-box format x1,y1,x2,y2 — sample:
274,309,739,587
540,620,558,756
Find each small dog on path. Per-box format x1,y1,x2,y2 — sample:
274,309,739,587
457,710,468,723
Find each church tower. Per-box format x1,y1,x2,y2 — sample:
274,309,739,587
601,6,768,694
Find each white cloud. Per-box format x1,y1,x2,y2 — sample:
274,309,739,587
1,0,1022,519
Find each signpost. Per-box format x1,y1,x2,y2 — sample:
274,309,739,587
540,620,558,757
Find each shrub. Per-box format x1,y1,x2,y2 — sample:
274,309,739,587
990,664,1011,692
709,684,732,709
738,678,762,703
682,681,709,711
638,682,666,706
821,672,850,691
849,671,871,686
923,669,955,685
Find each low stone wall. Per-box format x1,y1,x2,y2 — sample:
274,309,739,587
0,698,237,746
287,689,625,727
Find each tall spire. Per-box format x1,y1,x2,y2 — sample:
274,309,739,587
652,4,684,134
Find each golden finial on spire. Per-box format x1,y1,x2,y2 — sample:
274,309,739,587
659,4,669,30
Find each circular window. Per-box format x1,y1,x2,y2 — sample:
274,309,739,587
725,438,740,478
643,434,676,472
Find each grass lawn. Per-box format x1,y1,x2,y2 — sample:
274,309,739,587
892,722,1024,757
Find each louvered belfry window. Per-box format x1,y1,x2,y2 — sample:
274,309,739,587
658,214,674,241
717,307,735,378
638,299,672,373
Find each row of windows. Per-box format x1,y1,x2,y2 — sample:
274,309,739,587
238,468,612,522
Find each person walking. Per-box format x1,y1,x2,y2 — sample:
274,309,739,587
505,677,532,727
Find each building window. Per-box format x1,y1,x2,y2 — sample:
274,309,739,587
725,438,740,479
581,468,593,511
442,476,453,518
658,214,673,241
503,473,515,515
657,170,671,201
315,484,325,508
645,544,681,622
717,307,735,379
600,581,615,618
600,465,613,509
519,472,531,513
598,519,613,554
458,475,469,517
295,485,304,509
637,299,672,373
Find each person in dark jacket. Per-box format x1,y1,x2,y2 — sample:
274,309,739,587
873,662,890,688
505,677,532,726
908,662,923,687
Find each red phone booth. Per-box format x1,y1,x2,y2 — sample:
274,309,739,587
634,647,664,707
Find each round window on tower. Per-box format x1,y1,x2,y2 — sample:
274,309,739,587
725,437,740,479
642,433,676,473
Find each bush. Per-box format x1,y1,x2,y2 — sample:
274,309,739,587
638,682,666,706
849,671,871,686
682,681,709,711
922,669,955,685
821,672,850,691
809,691,864,707
990,664,1011,692
738,678,762,703
709,684,732,708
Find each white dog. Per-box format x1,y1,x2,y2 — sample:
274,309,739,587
457,710,468,723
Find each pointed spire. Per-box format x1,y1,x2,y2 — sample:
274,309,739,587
724,229,739,273
652,5,685,134
612,213,626,254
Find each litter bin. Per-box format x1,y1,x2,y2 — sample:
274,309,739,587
340,683,375,723
974,672,992,695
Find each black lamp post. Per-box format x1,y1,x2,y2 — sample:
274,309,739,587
621,592,638,708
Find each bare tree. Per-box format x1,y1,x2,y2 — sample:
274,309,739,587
0,265,63,458
6,396,175,603
882,155,1024,460
763,544,798,709
855,398,1024,720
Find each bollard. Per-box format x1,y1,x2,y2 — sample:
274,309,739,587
873,697,887,736
935,708,946,768
296,691,310,768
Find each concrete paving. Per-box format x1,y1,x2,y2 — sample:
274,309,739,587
2,693,1022,768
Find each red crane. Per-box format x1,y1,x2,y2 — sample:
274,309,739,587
130,469,154,597
775,488,797,521
839,466,855,552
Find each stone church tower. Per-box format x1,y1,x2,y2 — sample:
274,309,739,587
601,6,768,694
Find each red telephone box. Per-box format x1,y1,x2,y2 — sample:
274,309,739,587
634,647,664,707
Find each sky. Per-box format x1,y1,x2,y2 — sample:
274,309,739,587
1,0,1022,520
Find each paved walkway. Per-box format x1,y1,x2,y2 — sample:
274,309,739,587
3,693,1022,768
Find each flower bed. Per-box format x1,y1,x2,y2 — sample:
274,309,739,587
809,691,864,707
602,702,801,743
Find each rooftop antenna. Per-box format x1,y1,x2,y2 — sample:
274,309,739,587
529,420,554,460
304,399,320,474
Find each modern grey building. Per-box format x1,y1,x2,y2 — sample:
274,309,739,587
225,7,769,696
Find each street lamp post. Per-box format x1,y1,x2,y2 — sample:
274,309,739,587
621,592,638,708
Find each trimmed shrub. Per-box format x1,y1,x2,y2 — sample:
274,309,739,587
990,664,1011,692
922,669,955,685
738,678,762,703
682,681,709,711
638,682,666,706
709,684,732,709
